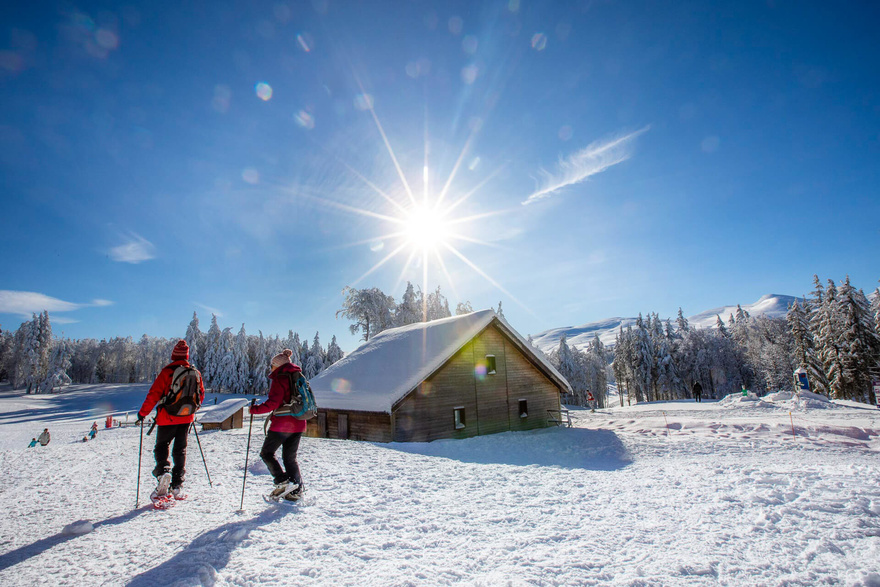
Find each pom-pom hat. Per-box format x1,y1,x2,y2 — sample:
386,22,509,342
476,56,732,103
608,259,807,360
171,340,189,361
271,348,293,370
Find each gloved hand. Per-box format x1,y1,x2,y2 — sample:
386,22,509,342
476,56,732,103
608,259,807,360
135,414,144,425
250,398,257,408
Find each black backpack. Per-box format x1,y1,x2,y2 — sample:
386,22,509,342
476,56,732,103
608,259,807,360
160,365,203,417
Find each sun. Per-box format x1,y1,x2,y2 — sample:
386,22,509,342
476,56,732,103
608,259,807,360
403,205,449,251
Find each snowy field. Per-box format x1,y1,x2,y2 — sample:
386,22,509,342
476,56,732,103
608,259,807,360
1,384,879,586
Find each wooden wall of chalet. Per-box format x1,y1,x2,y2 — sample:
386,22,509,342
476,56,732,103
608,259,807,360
392,323,561,442
201,407,245,431
305,408,392,443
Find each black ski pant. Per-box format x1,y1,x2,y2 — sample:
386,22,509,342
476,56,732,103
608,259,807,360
260,431,302,486
695,393,702,403
152,423,189,488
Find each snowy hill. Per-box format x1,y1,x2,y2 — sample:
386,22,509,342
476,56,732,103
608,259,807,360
1,383,879,585
531,294,800,353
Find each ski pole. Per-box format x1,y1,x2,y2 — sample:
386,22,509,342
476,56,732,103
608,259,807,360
239,406,255,512
191,422,212,487
136,419,144,508
147,420,157,436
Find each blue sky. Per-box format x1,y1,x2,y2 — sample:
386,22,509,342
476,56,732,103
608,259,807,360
1,0,878,352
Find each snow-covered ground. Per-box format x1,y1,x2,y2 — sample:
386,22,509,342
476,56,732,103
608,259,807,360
1,384,879,586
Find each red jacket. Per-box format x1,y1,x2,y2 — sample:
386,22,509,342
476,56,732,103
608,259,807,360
250,362,308,434
138,360,205,426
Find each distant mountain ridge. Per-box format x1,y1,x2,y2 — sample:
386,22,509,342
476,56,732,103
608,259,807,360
530,294,800,354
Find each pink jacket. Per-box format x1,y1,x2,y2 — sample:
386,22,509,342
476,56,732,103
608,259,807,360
250,362,308,434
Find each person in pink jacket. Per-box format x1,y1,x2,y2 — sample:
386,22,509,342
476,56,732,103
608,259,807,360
250,349,307,500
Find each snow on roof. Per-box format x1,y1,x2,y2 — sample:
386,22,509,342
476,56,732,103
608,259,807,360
309,309,571,413
197,398,249,424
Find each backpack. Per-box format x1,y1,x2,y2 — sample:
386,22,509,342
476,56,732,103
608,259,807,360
160,365,203,417
273,371,317,421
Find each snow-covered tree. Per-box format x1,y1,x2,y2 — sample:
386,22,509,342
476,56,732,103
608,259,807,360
395,282,422,326
185,312,204,372
202,314,222,390
40,337,72,392
325,335,344,367
338,286,396,341
455,301,474,315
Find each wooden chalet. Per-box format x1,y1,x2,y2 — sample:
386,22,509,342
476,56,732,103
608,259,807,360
307,309,572,442
198,398,249,431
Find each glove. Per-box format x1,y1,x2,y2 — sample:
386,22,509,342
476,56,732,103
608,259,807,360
135,414,144,425
250,398,257,408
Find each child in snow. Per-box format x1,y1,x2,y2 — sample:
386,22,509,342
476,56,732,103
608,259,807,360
88,423,97,440
136,340,205,500
28,438,37,448
38,428,50,446
250,349,307,501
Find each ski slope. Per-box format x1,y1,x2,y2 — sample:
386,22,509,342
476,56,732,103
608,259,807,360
1,384,879,586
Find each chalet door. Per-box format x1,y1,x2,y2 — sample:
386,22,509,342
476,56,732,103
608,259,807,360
338,414,349,439
317,412,327,437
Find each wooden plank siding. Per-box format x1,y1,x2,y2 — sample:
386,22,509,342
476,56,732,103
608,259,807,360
306,320,564,443
305,409,392,443
393,340,480,442
392,323,562,442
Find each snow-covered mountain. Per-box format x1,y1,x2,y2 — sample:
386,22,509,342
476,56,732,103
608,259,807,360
531,294,800,353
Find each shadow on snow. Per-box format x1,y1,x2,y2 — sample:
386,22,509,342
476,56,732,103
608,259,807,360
380,427,631,471
0,507,149,572
126,507,291,587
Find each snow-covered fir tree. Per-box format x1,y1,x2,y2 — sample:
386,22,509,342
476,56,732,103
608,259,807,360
325,335,344,367
202,314,222,390
185,312,203,372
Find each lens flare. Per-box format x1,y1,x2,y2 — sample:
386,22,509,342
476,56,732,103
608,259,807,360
255,82,273,101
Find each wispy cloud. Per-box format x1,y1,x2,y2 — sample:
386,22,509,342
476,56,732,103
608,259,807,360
109,232,156,263
195,303,224,318
522,126,650,206
0,290,114,321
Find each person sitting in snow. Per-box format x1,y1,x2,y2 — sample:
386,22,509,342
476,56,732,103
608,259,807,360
38,428,50,446
88,422,98,440
28,438,37,448
741,384,749,397
249,349,307,501
136,340,205,500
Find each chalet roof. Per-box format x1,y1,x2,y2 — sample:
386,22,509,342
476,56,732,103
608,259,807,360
197,398,249,424
309,309,571,413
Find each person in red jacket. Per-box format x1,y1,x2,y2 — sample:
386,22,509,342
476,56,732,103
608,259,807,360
136,339,205,499
250,349,307,500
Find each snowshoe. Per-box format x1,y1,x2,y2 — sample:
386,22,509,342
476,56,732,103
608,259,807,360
283,483,304,501
171,486,187,500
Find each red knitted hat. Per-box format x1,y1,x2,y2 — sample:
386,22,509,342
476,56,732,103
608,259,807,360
171,339,189,361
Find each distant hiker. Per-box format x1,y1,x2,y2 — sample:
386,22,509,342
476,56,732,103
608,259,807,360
28,438,37,448
693,381,703,403
38,428,50,446
136,340,205,501
250,349,307,501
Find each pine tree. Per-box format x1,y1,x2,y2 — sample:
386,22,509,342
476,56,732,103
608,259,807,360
231,324,250,393
304,332,325,379
676,308,689,334
202,315,222,390
217,327,235,393
185,312,203,371
836,277,880,402
396,282,423,326
455,301,474,315
325,335,344,367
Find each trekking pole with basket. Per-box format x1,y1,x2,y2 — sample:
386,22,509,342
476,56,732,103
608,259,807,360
190,422,212,487
135,419,144,508
238,404,255,512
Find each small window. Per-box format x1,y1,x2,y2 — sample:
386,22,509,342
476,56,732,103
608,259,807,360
453,407,466,430
486,355,496,375
518,399,528,418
